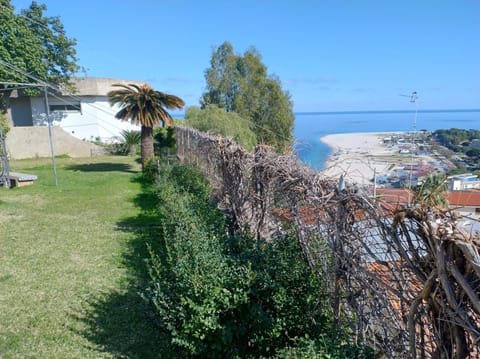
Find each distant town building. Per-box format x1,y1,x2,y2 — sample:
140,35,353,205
7,77,145,142
447,173,480,191
445,191,480,219
375,188,414,205
470,139,480,148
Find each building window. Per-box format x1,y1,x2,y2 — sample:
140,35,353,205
49,103,81,113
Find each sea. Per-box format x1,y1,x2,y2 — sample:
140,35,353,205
294,109,480,171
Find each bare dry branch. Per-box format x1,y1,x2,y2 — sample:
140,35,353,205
175,125,480,358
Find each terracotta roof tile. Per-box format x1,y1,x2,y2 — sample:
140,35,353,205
445,191,480,206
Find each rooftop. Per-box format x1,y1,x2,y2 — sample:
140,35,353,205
448,173,478,181
67,77,145,96
374,188,414,204
445,191,480,207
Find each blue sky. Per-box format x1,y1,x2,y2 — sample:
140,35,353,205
10,0,480,112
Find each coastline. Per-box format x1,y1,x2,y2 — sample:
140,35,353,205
319,132,402,185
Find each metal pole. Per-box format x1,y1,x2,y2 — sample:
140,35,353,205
44,87,58,186
0,124,10,188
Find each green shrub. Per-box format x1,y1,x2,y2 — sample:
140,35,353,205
277,335,374,358
145,163,368,357
221,230,333,358
154,126,176,156
101,142,125,156
143,157,160,183
55,153,71,159
145,164,245,356
120,129,141,156
0,112,9,137
185,105,257,151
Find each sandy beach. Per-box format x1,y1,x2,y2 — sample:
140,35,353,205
320,132,400,186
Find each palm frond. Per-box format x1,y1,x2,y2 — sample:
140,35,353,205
107,83,184,127
120,129,141,145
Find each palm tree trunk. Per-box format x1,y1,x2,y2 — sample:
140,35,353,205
141,125,154,171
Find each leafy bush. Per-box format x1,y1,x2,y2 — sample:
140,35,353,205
120,129,141,156
145,164,245,356
103,142,126,156
55,153,71,159
143,158,160,183
185,105,257,151
143,163,369,357
154,126,176,149
465,146,480,158
0,112,9,137
222,230,333,357
277,335,374,358
154,126,176,159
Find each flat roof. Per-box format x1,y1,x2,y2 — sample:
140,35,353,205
67,77,145,96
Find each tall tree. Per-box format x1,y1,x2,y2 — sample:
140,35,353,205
108,83,184,170
0,0,80,117
201,41,294,152
0,0,80,89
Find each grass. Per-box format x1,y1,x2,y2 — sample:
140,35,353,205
0,156,169,358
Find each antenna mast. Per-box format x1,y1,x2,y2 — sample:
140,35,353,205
408,91,419,195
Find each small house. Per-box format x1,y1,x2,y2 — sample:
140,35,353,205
447,173,480,191
7,77,144,143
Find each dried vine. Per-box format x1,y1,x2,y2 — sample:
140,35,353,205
175,125,480,358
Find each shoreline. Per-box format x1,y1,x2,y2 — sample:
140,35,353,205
319,132,405,185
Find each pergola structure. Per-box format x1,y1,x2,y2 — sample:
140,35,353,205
0,123,9,187
0,81,59,186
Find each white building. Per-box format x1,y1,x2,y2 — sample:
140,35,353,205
448,173,480,191
8,77,142,142
471,139,480,148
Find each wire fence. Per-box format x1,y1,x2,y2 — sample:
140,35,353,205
175,125,480,358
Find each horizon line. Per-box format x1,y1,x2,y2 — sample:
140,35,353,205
170,108,480,116
294,108,480,115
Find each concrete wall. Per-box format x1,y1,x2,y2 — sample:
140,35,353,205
5,126,101,159
71,77,144,96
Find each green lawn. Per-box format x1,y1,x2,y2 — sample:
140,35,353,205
0,156,167,358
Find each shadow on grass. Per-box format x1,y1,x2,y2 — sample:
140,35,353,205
76,175,177,357
66,162,138,173
72,290,170,358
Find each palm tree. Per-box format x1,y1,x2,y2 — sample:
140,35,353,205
120,129,141,156
108,83,184,170
413,173,449,208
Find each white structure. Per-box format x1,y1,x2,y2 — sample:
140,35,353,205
448,173,480,191
471,139,480,148
8,77,142,142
